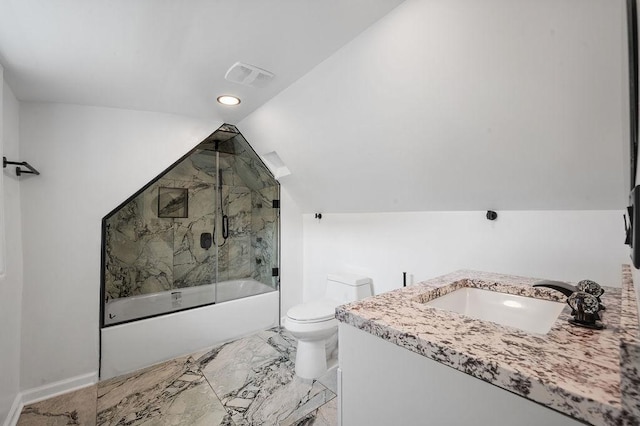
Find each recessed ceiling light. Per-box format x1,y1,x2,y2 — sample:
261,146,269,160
217,95,241,106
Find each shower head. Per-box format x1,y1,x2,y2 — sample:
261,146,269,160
198,130,237,154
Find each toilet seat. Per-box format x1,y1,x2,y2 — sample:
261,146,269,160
286,299,339,324
284,273,372,379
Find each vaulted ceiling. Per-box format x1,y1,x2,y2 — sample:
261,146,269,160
239,0,629,212
0,0,629,213
0,0,405,124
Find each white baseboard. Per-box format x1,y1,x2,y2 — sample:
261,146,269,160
3,393,23,426
20,371,98,406
2,371,98,426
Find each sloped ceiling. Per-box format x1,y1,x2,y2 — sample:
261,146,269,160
240,0,629,213
0,0,405,124
0,0,629,214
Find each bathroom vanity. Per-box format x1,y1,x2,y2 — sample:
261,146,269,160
336,267,640,426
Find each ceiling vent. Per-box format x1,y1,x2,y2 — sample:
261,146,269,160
261,151,290,179
225,62,275,88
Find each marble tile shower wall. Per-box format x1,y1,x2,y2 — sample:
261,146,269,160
105,151,277,301
252,185,278,286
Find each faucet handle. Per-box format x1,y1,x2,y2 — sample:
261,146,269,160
576,279,605,311
576,279,604,297
566,291,604,330
533,279,606,330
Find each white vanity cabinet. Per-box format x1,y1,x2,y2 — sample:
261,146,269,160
338,323,584,426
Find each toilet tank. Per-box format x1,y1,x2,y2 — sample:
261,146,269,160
325,273,372,304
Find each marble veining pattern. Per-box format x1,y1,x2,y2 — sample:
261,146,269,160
97,355,230,425
198,334,334,425
20,328,335,426
104,144,279,323
18,385,97,426
336,267,640,426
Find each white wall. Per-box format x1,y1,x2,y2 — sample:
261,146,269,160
239,0,627,214
0,72,24,423
18,103,219,390
236,0,631,309
303,210,627,301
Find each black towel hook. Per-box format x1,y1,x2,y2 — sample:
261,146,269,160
3,156,40,177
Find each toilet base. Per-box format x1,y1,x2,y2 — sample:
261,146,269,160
293,333,339,379
285,317,338,380
295,339,329,379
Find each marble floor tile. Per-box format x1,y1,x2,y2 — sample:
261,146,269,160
292,397,338,426
259,374,334,426
137,379,229,426
198,334,282,394
199,333,335,425
97,355,228,426
257,326,298,361
316,367,338,395
18,328,337,426
18,385,97,426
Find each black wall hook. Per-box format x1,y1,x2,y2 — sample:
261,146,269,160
486,210,498,220
315,213,322,219
3,156,40,177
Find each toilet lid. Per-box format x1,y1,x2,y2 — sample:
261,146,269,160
287,299,339,323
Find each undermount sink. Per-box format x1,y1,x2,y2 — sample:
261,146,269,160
425,287,565,334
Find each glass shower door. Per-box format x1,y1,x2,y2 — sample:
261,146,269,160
101,123,280,326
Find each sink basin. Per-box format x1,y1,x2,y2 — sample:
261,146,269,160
425,287,565,334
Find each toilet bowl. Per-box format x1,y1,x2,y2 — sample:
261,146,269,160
285,273,372,379
285,299,340,379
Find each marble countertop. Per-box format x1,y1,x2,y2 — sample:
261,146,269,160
336,266,640,426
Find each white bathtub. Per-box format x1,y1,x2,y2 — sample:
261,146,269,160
104,278,275,325
100,278,279,379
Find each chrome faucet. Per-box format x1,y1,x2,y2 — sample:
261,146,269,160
533,279,605,330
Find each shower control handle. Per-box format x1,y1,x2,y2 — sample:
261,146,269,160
200,232,212,249
222,215,229,239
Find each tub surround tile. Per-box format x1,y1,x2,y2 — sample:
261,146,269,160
18,385,97,426
250,185,278,285
228,187,252,234
105,199,174,300
171,156,217,184
228,236,252,280
104,148,278,305
336,267,640,426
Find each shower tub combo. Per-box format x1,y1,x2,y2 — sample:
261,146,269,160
101,124,280,379
101,280,279,379
104,278,274,325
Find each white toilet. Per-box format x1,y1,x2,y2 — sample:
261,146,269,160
285,273,372,379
